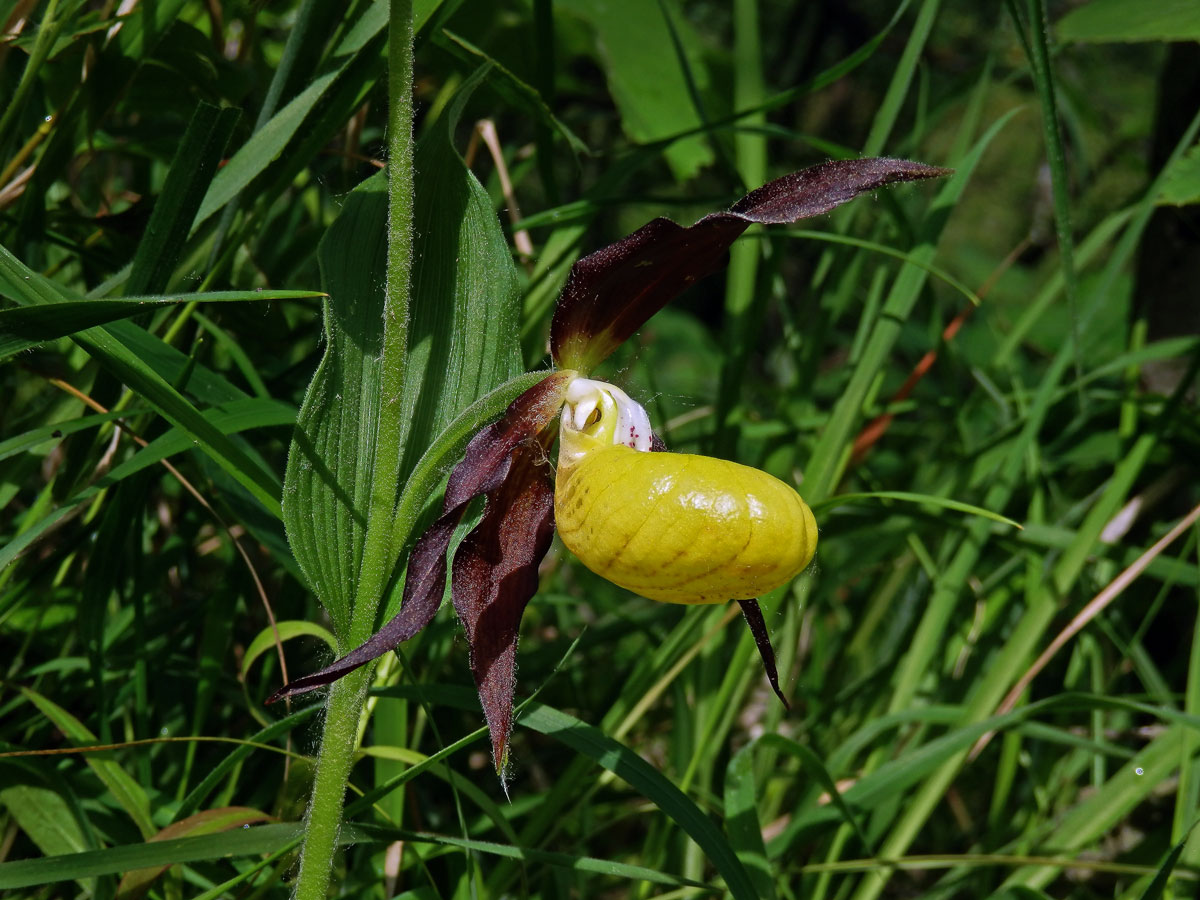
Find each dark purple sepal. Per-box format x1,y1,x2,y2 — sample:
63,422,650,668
736,598,789,711
451,441,557,780
729,157,951,223
551,158,951,373
266,372,573,705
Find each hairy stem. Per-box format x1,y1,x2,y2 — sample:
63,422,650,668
292,2,415,897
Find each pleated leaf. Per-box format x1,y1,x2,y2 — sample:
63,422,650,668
282,70,523,643
270,371,571,702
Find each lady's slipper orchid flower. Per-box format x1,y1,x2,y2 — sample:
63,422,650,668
269,158,950,771
556,377,819,605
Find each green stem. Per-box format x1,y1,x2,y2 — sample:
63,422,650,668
1023,0,1083,399
293,2,415,898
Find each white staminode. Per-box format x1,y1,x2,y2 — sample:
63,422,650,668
563,378,653,452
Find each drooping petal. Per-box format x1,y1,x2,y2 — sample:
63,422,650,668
551,158,951,372
451,440,556,777
267,371,573,704
737,598,789,710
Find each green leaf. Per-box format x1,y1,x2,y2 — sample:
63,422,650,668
0,823,306,889
1158,142,1200,206
191,0,445,234
17,687,155,839
283,68,522,642
191,5,387,231
724,741,777,900
0,818,711,892
351,825,716,889
802,107,1019,502
374,686,760,900
555,0,714,179
0,399,295,575
0,785,89,861
0,410,138,462
125,102,240,295
812,491,1024,529
1137,828,1196,900
242,620,338,717
0,290,323,360
435,31,589,160
394,70,523,489
1003,726,1190,890
1057,0,1200,43
727,733,874,897
175,706,322,821
116,807,273,899
991,888,1055,900
243,621,338,684
0,243,283,515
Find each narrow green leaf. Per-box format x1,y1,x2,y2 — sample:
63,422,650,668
724,740,777,900
0,244,282,514
242,620,338,687
0,290,322,359
17,687,155,839
116,807,272,898
991,888,1055,900
0,399,295,575
0,411,137,462
374,686,760,900
0,823,305,889
192,5,387,230
1057,0,1200,43
1003,727,1188,890
1158,143,1200,206
352,825,716,889
435,31,589,159
175,706,321,821
1137,826,1196,900
190,0,443,234
812,491,1023,529
126,103,240,296
784,229,982,306
0,785,89,862
803,107,1019,502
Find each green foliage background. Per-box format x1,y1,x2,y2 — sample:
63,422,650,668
2,0,1200,897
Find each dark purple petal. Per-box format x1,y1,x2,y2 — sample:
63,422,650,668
737,598,789,710
730,157,951,223
551,216,747,374
267,372,572,704
452,443,557,777
551,158,951,372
